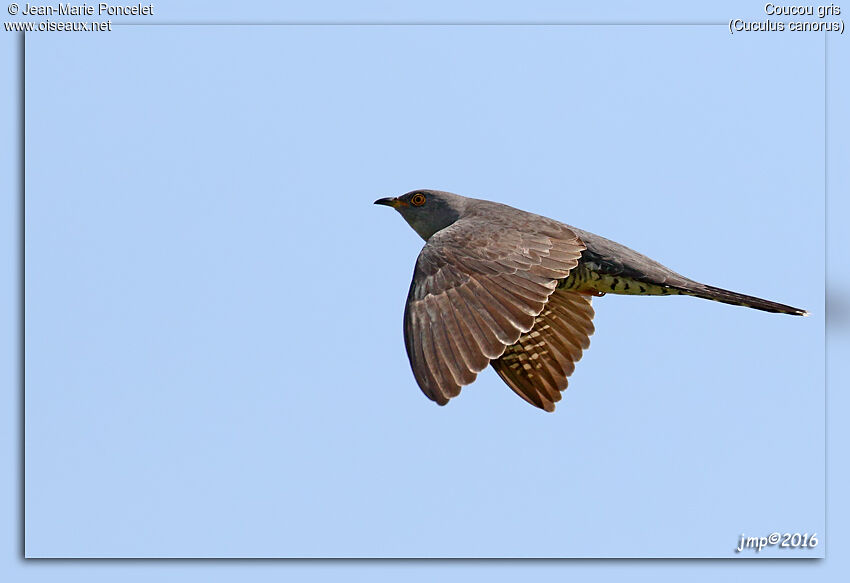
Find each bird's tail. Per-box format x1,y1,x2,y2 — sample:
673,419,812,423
676,283,808,316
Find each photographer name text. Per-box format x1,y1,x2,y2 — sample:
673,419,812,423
18,2,152,16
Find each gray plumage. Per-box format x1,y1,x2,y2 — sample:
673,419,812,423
375,189,807,412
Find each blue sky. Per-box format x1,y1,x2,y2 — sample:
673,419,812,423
2,0,848,580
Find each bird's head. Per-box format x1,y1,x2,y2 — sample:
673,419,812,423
374,189,468,241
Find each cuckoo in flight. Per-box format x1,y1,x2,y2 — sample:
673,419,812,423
375,190,807,412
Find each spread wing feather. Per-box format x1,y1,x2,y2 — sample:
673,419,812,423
403,212,586,406
490,290,595,412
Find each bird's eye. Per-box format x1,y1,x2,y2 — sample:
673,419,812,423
410,193,427,207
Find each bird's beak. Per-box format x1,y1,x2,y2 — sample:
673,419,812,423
374,197,404,209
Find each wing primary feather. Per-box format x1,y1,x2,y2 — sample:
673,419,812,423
448,286,506,360
417,309,451,403
456,281,518,346
466,278,532,338
407,308,444,404
436,295,486,374
426,297,475,388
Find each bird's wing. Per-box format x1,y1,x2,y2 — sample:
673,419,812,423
403,216,585,405
490,290,594,412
